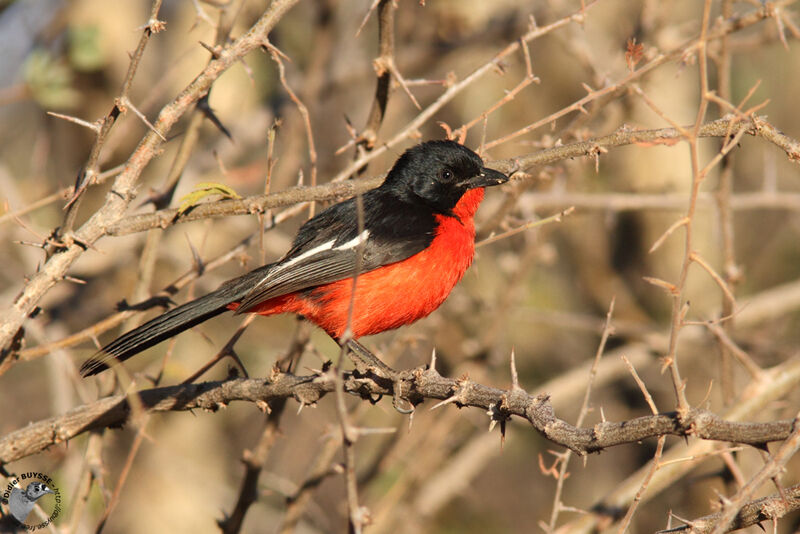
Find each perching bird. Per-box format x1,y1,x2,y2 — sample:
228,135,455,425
80,140,508,377
7,482,54,524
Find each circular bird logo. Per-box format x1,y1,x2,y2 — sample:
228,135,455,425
2,473,61,530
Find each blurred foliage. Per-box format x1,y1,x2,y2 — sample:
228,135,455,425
68,25,105,72
22,49,80,109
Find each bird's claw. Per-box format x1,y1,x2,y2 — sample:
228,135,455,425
345,339,415,415
392,377,415,414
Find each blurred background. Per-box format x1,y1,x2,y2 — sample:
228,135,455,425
1,0,800,532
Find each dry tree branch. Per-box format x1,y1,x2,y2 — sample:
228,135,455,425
0,0,301,358
658,483,800,533
1,358,798,468
325,0,599,183
58,0,165,234
384,346,652,531
545,299,616,532
707,414,800,534
99,116,799,238
387,345,657,527
484,0,799,150
652,0,715,418
357,0,398,153
218,325,309,534
556,357,800,533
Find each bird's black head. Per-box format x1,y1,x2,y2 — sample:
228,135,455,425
380,140,508,215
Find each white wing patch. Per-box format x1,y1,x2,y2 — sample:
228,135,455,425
254,230,370,287
334,229,370,251
266,239,335,278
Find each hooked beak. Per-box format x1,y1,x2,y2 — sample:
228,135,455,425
462,167,509,189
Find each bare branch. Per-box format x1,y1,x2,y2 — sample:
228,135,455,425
659,483,800,533
100,116,798,238
0,0,301,356
2,359,798,467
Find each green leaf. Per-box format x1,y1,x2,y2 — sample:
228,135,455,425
177,182,241,215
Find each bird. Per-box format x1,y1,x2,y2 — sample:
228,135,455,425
7,482,54,524
79,140,508,377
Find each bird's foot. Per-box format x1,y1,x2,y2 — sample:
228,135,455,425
344,339,415,414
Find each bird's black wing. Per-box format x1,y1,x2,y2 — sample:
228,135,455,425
235,190,438,313
81,191,438,376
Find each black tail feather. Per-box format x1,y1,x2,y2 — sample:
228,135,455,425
80,268,269,377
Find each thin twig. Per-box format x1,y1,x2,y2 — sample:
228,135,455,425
546,298,615,532
657,482,800,533
61,0,166,234
707,413,800,534
264,43,318,217
0,0,302,358
556,358,800,532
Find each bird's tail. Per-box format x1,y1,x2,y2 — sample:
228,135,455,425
80,268,268,377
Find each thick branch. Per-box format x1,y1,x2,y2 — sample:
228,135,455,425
1,363,796,466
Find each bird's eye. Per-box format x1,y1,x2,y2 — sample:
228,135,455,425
439,168,454,181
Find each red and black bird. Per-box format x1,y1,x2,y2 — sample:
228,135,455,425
80,140,508,377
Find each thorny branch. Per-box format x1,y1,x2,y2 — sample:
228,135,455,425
58,0,165,236
0,0,302,357
659,483,800,533
540,356,800,533
1,360,797,467
98,116,799,237
707,414,800,534
483,0,798,150
358,0,398,153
